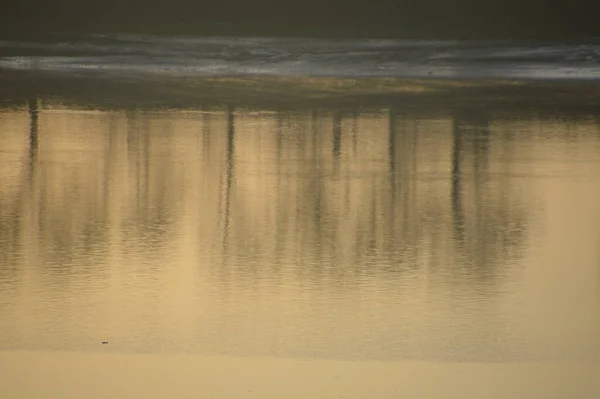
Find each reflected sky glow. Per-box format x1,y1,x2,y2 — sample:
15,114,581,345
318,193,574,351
1,102,600,363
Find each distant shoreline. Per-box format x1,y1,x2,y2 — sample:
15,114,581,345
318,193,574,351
2,69,600,114
2,6,599,42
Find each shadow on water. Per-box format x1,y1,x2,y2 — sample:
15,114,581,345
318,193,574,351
450,109,530,282
0,94,590,276
1,90,600,361
28,98,38,170
221,106,235,255
451,113,464,243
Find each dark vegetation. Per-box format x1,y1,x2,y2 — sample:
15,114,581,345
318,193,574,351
4,70,600,116
2,0,599,39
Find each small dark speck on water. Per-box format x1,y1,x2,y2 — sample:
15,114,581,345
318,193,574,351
102,341,108,344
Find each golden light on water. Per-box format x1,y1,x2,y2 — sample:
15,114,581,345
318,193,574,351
1,102,600,398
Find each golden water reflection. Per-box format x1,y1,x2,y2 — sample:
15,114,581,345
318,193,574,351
1,102,600,362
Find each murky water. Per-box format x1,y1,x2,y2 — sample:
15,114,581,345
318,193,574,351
4,35,600,79
1,84,600,397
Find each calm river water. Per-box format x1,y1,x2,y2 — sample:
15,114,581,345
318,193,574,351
1,37,600,397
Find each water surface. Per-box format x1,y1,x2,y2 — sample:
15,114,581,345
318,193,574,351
3,34,600,79
1,43,600,397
